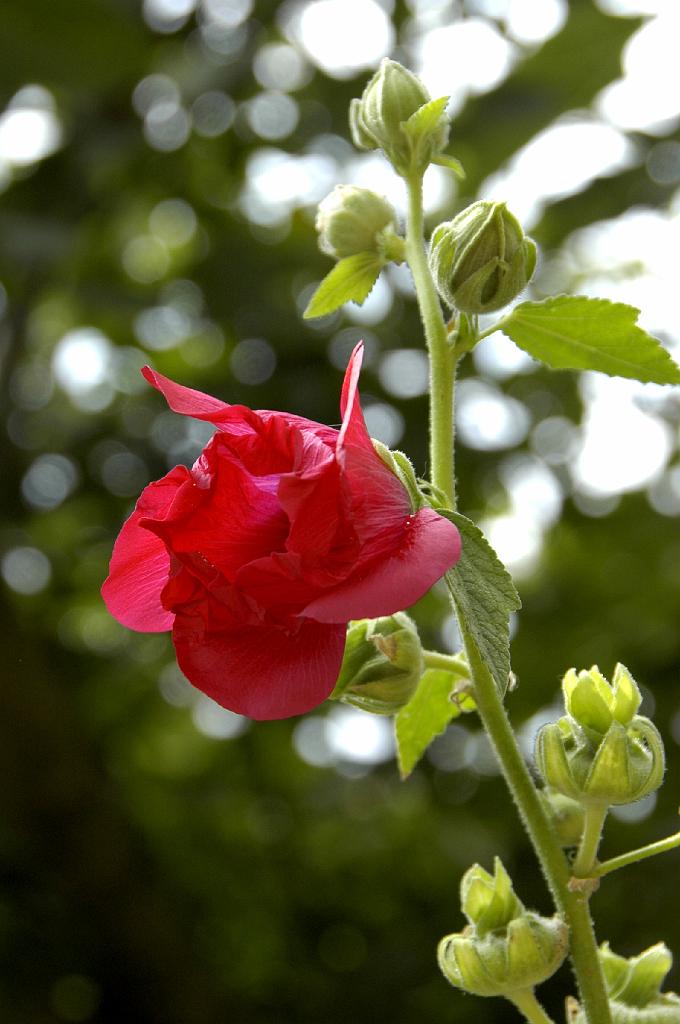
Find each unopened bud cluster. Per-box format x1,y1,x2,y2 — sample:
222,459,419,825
438,859,568,998
535,664,665,809
330,612,424,715
569,943,680,1024
430,200,536,314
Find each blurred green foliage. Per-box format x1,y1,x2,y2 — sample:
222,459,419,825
1,1,680,1022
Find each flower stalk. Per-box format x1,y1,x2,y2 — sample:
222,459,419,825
509,988,558,1024
404,166,613,1024
404,172,457,508
573,804,609,878
595,827,680,879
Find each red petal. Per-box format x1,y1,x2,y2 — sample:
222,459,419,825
278,435,342,560
336,342,412,550
147,437,289,583
338,341,373,454
142,365,260,434
172,614,347,720
301,507,461,622
101,468,189,631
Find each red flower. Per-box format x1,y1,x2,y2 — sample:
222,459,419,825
102,343,461,720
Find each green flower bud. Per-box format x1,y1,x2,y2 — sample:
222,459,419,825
563,664,641,744
569,944,680,1024
460,859,523,937
538,788,586,847
438,914,569,998
315,185,403,262
350,59,449,176
429,200,537,314
330,613,424,715
438,858,568,998
535,665,665,808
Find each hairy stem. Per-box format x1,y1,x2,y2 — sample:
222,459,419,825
573,805,608,878
405,174,612,1024
404,173,457,507
508,988,558,1024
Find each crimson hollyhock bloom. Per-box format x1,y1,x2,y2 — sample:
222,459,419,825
102,343,461,719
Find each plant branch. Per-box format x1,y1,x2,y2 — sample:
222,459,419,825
422,650,469,674
595,827,680,879
476,314,512,343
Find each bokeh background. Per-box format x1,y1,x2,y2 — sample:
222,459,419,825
2,0,680,1021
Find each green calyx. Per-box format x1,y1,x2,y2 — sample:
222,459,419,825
316,185,403,262
330,613,424,715
535,664,665,808
569,944,680,1024
429,200,536,314
349,59,450,177
438,858,568,998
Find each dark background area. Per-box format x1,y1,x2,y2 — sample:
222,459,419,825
1,1,680,1021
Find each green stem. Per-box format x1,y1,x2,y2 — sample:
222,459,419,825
422,650,469,674
476,314,512,343
573,805,608,878
595,829,680,879
508,988,557,1024
404,178,612,1024
404,172,457,507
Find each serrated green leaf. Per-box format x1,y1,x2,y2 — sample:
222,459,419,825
395,666,474,779
303,252,384,319
500,295,680,385
440,511,521,697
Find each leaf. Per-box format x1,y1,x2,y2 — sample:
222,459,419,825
432,153,466,179
500,295,680,385
401,96,451,173
395,666,474,779
402,95,449,142
303,252,384,319
441,511,521,697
